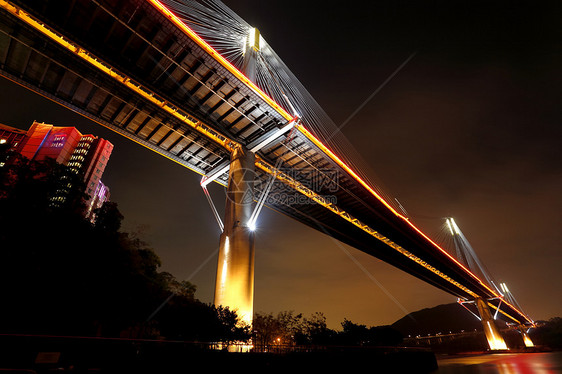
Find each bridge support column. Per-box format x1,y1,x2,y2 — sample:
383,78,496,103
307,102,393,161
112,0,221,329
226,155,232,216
518,325,534,348
214,145,255,327
475,297,508,350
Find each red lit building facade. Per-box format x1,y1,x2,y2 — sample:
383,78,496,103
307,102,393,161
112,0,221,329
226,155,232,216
1,121,113,221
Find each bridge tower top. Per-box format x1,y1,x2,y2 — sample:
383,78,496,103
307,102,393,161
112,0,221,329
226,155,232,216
242,27,261,82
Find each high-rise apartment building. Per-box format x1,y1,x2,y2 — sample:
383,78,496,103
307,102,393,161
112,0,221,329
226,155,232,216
1,121,113,221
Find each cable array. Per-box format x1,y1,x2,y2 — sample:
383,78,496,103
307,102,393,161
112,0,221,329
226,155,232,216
155,0,533,324
159,0,402,213
439,218,532,321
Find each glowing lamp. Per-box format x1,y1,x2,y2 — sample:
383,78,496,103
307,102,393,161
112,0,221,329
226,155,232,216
247,27,260,51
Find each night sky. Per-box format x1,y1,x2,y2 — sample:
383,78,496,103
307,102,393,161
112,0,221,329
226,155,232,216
1,0,560,328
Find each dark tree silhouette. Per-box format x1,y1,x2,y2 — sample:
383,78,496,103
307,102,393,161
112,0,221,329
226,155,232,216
0,151,248,342
531,317,562,349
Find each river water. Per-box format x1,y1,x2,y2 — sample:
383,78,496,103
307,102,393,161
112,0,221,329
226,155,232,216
433,351,562,373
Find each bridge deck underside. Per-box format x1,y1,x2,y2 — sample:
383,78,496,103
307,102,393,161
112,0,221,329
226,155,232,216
0,0,528,325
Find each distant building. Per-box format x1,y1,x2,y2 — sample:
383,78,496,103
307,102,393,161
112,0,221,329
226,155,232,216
0,121,113,221
87,180,110,221
0,123,27,167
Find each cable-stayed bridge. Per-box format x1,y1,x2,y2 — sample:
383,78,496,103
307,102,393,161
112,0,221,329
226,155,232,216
0,0,534,350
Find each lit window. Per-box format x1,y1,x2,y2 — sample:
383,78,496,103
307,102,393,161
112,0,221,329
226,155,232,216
0,139,6,144
51,135,66,148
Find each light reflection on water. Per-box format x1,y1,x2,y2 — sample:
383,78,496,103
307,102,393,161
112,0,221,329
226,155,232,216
433,352,562,374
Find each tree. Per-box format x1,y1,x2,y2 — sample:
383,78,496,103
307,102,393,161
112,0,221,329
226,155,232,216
277,310,305,345
337,319,403,346
253,311,305,350
253,312,282,350
93,201,124,233
339,319,370,346
159,272,197,300
303,312,335,345
531,317,562,349
0,153,249,342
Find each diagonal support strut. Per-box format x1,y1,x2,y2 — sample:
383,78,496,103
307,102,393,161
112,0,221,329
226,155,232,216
201,176,224,232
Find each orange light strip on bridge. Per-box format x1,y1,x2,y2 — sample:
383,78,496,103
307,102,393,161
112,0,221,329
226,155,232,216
256,157,478,299
149,0,498,295
148,0,294,123
0,72,215,179
296,123,534,325
487,301,525,324
0,0,238,157
296,125,496,284
147,0,533,325
1,0,531,324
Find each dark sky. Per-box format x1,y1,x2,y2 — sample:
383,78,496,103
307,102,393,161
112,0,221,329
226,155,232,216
1,0,560,328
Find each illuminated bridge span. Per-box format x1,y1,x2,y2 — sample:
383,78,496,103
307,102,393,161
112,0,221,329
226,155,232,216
0,0,534,350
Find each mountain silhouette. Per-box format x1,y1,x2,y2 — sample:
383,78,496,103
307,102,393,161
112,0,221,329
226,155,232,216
392,303,483,336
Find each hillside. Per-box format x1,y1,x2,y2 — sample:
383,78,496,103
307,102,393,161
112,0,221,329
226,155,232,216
391,303,483,336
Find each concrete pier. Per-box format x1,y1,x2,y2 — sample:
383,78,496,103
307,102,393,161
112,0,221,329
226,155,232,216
214,146,256,326
475,297,508,350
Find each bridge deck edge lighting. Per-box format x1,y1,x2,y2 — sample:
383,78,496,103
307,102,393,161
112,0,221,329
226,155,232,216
296,123,533,324
147,1,504,298
1,0,532,326
147,0,294,123
0,71,212,180
116,0,533,325
256,157,479,299
0,0,241,156
296,125,514,299
150,0,533,325
487,301,523,324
